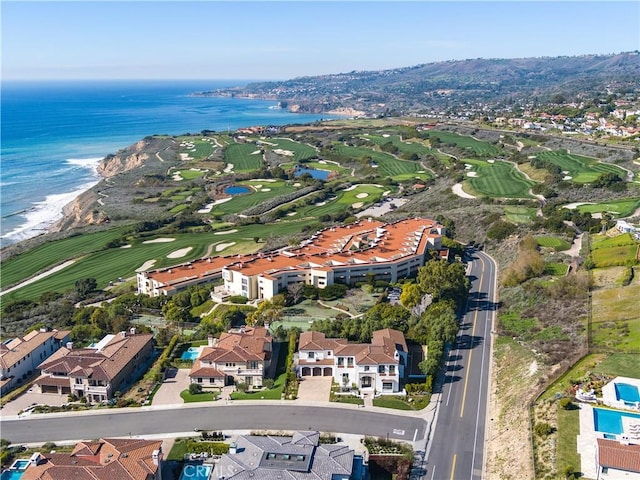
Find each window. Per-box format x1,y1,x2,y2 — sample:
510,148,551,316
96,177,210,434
327,351,331,356
347,358,354,367
246,376,253,385
337,357,344,367
209,378,215,384
308,352,314,359
364,366,370,372
225,363,236,367
249,361,259,370
389,365,395,375
382,382,393,390
197,378,203,383
378,365,385,374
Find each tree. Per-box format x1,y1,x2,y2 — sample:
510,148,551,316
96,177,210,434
417,260,470,305
287,283,305,305
189,383,203,395
399,283,422,309
75,278,97,299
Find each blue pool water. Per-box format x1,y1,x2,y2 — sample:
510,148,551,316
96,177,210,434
225,185,250,195
615,383,640,403
180,463,212,480
181,347,201,361
593,407,640,434
1,471,24,480
294,165,330,180
9,461,28,471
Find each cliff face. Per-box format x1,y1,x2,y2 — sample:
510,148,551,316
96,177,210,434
97,140,151,178
49,189,108,233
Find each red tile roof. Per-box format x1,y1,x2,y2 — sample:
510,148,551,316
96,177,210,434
598,438,640,473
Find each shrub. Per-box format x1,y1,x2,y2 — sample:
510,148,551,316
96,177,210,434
189,383,203,395
263,379,275,389
534,422,553,437
559,397,574,410
228,295,249,304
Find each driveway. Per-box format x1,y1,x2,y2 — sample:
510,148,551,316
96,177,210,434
0,387,68,416
296,376,332,402
152,368,191,406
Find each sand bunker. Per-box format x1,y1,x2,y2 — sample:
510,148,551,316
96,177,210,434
251,150,261,155
273,149,294,156
356,193,369,198
198,203,214,213
120,244,132,249
315,201,327,206
352,202,364,209
466,172,478,177
383,190,390,197
214,229,238,235
216,242,236,252
293,182,301,187
261,188,271,192
564,202,594,209
212,198,233,206
143,238,175,244
223,163,234,173
287,212,298,216
135,260,156,273
344,185,358,191
451,183,476,199
487,159,495,164
563,176,572,180
167,247,192,259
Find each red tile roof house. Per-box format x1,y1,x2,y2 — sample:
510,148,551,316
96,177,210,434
0,328,70,395
137,217,447,301
189,327,273,389
33,329,154,403
597,438,640,478
20,438,163,480
297,329,408,394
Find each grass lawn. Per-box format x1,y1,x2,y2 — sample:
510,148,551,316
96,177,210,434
177,136,216,160
292,184,387,218
331,395,364,406
556,407,581,476
536,236,572,251
211,181,297,215
577,198,640,218
167,439,189,461
362,133,433,156
331,144,431,181
590,318,640,352
590,233,639,268
593,353,640,377
173,168,207,181
535,150,627,183
224,142,264,172
463,159,536,198
424,131,501,157
230,373,286,400
372,396,413,410
180,389,220,403
503,206,538,224
544,263,569,276
268,138,318,162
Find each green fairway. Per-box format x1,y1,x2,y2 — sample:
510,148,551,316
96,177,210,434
463,159,536,198
332,144,431,181
576,198,640,218
291,184,388,217
177,136,216,160
535,236,572,251
267,138,318,162
424,131,501,157
503,206,538,224
171,168,207,181
362,133,433,156
535,150,627,183
224,143,263,172
211,180,298,215
544,263,569,276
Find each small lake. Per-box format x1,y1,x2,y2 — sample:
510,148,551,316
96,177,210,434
225,185,251,195
294,166,330,181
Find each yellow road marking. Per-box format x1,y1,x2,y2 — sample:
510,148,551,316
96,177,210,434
450,454,457,480
460,257,484,418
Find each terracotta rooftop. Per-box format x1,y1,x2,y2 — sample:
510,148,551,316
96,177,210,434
598,438,640,473
142,254,243,289
0,329,70,370
20,438,162,480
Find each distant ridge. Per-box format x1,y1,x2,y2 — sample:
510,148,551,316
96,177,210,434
199,52,640,115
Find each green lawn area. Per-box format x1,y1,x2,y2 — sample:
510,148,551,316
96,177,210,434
556,407,581,476
331,394,364,405
591,243,638,268
544,263,569,276
331,144,431,181
593,353,640,377
362,133,433,156
535,150,627,183
172,168,207,181
230,372,287,400
424,131,501,157
211,180,297,215
590,318,640,352
180,389,220,403
503,206,538,224
463,159,536,198
577,198,640,218
291,184,387,218
372,396,413,410
177,136,216,160
267,138,318,162
536,236,572,251
224,143,264,172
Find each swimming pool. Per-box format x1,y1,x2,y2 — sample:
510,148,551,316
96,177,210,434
0,471,24,480
615,383,640,403
181,347,201,361
179,463,212,480
593,407,640,434
9,461,28,471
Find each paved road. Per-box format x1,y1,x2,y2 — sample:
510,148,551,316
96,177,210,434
0,403,426,445
425,250,497,480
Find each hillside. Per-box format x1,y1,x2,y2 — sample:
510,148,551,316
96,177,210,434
196,52,640,115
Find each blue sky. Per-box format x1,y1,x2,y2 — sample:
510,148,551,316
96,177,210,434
2,1,638,80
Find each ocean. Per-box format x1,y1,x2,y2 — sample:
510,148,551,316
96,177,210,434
0,80,337,246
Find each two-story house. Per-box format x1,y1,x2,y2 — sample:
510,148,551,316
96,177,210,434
189,326,272,388
298,329,408,394
34,329,154,403
0,328,70,395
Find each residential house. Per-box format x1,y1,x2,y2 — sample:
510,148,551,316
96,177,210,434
596,438,640,479
214,431,357,480
297,329,408,394
189,326,272,388
34,329,154,402
20,438,163,480
0,328,70,395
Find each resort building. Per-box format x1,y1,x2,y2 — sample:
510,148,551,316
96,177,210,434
34,329,154,402
297,329,408,394
189,327,273,388
137,217,447,301
214,431,358,480
20,438,163,480
0,328,71,395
